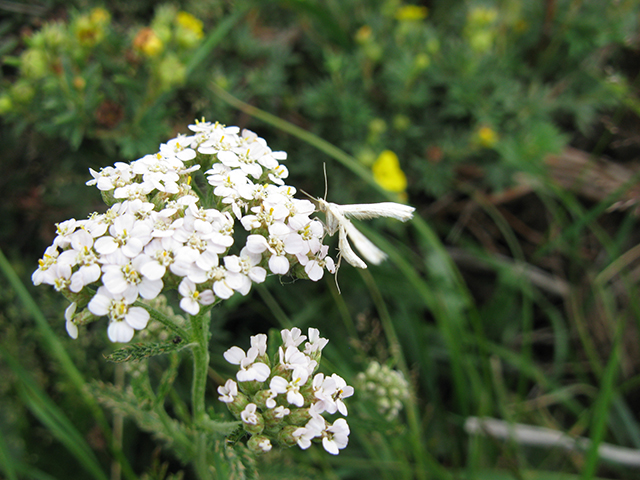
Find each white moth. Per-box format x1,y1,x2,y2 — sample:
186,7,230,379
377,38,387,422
316,198,415,269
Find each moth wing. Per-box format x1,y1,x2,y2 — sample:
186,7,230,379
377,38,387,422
343,220,387,265
317,199,341,235
338,223,368,269
340,202,415,222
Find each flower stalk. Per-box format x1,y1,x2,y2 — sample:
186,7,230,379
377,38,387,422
189,309,211,424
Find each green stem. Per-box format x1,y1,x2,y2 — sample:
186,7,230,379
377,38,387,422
188,311,213,480
189,312,211,424
135,300,190,339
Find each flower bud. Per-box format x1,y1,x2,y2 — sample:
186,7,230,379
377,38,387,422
247,435,272,454
0,95,13,115
20,49,48,79
237,379,267,397
252,389,275,409
285,407,311,426
175,12,204,49
262,405,290,426
277,425,300,447
226,391,250,418
133,27,163,57
240,403,264,435
158,53,186,91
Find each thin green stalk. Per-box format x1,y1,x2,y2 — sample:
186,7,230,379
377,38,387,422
189,311,211,423
135,300,190,339
1,347,108,480
582,345,623,477
193,432,210,480
0,424,18,480
256,284,293,328
360,269,451,480
187,310,215,480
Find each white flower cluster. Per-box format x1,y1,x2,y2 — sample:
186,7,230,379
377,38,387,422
355,360,410,421
32,120,336,343
218,327,353,455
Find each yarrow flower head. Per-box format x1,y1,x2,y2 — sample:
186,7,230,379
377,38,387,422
219,327,352,455
355,360,410,421
33,119,338,342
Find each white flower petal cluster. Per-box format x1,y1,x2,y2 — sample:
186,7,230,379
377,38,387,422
218,327,352,455
355,360,410,421
33,120,336,343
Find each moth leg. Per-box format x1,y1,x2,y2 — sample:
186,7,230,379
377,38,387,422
343,220,387,265
338,222,368,269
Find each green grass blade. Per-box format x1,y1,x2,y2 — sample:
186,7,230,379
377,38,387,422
0,248,85,390
0,425,18,480
1,347,109,480
185,6,250,77
581,309,624,478
0,248,138,480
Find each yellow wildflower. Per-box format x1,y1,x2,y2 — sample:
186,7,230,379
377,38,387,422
372,150,408,193
74,13,106,47
73,76,86,90
177,12,204,39
133,27,164,57
477,126,498,148
395,5,428,22
355,25,373,44
90,8,111,26
468,6,498,27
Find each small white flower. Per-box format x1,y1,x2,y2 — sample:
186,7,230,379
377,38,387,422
32,246,61,286
293,414,325,450
322,418,350,455
178,278,215,315
281,327,306,348
311,373,336,415
270,374,307,407
329,374,354,416
256,438,272,452
224,249,266,295
64,302,78,340
250,333,268,357
240,403,259,425
278,345,316,380
94,213,152,259
88,287,149,343
101,254,163,303
223,346,271,382
217,379,238,403
273,405,290,418
304,328,329,355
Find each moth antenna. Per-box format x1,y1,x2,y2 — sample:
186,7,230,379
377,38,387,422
299,189,316,202
333,254,342,294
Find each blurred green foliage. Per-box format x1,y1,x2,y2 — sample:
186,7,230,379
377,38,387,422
2,0,640,479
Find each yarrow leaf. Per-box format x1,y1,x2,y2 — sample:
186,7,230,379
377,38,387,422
104,339,187,363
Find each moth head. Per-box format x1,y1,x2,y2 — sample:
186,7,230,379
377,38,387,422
299,189,327,212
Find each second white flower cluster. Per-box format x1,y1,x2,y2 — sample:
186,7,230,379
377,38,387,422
218,327,353,455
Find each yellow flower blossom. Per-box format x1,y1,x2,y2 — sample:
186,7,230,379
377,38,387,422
90,8,111,26
477,126,498,148
133,27,164,57
468,6,498,27
372,150,408,193
176,12,204,39
356,25,373,44
74,13,107,47
395,5,428,22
